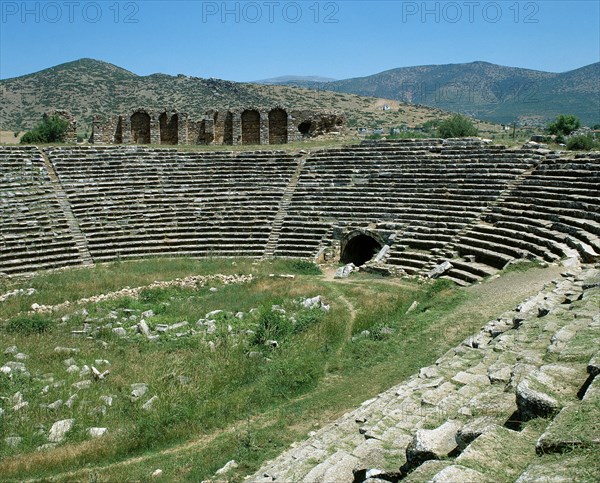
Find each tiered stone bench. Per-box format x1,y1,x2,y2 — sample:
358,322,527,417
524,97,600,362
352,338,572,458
246,267,600,482
0,147,83,274
1,143,598,279
444,153,600,284
46,146,297,262
275,139,540,270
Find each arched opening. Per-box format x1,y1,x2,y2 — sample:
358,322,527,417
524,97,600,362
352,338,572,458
223,111,233,145
298,121,312,137
241,109,261,145
341,234,382,266
114,116,123,144
159,112,178,145
269,108,288,144
131,112,151,144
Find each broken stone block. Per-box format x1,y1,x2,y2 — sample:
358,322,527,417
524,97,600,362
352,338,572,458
137,320,152,337
88,427,108,438
455,417,499,450
516,378,560,421
335,263,356,279
215,459,238,475
427,261,453,279
142,395,159,410
131,383,148,401
405,420,462,469
48,419,75,442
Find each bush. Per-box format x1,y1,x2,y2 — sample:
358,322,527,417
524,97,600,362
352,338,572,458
436,115,479,138
547,114,581,137
6,314,54,334
20,115,69,144
287,260,322,275
252,307,292,346
567,134,599,151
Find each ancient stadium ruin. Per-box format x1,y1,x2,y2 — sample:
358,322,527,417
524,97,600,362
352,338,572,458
90,108,345,146
1,138,599,281
1,138,599,481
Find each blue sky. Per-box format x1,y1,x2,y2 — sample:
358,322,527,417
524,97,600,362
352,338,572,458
1,1,599,81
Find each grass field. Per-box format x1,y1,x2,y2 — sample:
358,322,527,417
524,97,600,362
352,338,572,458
0,258,580,481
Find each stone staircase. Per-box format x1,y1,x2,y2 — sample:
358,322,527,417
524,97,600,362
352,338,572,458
244,265,600,482
263,156,307,258
39,148,93,266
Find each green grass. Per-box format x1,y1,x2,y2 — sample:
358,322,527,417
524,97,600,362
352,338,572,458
0,258,576,481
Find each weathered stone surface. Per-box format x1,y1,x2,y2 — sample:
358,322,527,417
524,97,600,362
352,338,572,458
405,420,462,469
88,427,108,438
516,378,560,421
431,464,489,483
142,395,159,410
131,383,148,400
335,263,357,279
427,261,453,279
49,419,75,442
455,417,500,450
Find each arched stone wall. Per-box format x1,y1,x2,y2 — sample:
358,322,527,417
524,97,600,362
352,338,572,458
223,111,234,145
131,111,151,144
269,108,288,144
159,112,179,145
340,231,384,266
114,117,123,144
241,109,261,145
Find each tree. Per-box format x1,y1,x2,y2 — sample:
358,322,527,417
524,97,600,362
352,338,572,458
436,115,479,138
567,134,599,151
20,115,69,144
546,114,581,137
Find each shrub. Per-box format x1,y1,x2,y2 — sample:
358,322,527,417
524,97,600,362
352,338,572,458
20,115,69,144
287,260,322,275
567,134,599,151
547,114,581,137
293,308,323,334
436,115,479,138
6,314,54,334
252,307,292,345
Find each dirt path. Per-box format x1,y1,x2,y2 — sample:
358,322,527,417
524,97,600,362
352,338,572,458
25,264,567,482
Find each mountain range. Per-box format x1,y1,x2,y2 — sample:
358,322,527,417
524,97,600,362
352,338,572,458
1,59,598,133
263,61,600,126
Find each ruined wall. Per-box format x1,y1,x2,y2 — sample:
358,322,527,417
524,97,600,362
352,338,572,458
269,108,288,144
159,112,179,145
241,109,261,145
131,111,151,144
90,107,344,146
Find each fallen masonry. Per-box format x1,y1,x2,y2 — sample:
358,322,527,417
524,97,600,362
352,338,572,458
244,265,600,482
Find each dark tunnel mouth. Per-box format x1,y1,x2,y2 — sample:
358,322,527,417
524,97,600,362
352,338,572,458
340,234,382,267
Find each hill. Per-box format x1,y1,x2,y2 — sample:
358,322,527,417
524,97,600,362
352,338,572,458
0,59,477,135
251,75,337,84
273,61,600,126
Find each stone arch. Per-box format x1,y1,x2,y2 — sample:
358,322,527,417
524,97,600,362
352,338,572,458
131,111,151,144
114,116,123,144
159,112,178,145
340,231,383,266
269,108,288,144
241,109,261,145
298,120,312,137
223,111,234,145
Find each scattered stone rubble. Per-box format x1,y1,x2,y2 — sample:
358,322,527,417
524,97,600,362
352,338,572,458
1,292,330,454
245,266,600,482
28,274,253,314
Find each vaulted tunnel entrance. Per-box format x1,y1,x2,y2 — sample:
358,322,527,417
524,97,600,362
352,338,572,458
341,234,382,266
